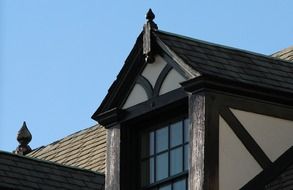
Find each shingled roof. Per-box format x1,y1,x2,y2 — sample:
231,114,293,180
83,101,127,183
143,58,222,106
0,151,104,190
155,30,293,95
28,124,106,173
272,46,293,62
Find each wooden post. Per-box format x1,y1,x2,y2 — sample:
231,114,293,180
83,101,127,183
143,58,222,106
105,125,120,190
189,94,206,190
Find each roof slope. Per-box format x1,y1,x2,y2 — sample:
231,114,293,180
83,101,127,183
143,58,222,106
0,151,104,190
28,124,106,173
272,46,293,62
155,30,293,95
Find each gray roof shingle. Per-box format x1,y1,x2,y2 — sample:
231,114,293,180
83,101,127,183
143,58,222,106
0,151,104,190
28,124,106,173
272,46,293,62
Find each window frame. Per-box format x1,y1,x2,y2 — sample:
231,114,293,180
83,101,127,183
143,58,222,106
119,95,188,190
139,116,189,190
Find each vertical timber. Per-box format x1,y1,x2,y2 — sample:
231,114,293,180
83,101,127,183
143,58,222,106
105,125,120,190
189,94,206,190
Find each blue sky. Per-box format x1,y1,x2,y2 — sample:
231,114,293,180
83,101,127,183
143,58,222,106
1,0,293,152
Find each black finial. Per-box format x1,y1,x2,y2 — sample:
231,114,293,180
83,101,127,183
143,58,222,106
143,9,157,63
146,9,155,21
14,121,32,155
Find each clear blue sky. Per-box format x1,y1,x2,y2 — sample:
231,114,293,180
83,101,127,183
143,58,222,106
1,0,293,152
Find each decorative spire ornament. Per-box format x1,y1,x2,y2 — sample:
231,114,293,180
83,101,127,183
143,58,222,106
143,9,158,63
14,121,32,155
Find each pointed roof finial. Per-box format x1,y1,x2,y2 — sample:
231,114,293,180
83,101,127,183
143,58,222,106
143,9,158,63
146,8,155,22
14,121,32,155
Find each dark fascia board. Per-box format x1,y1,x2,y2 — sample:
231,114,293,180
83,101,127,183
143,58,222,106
97,88,187,128
241,147,293,190
181,75,293,107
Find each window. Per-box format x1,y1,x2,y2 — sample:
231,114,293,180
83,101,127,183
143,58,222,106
140,118,189,190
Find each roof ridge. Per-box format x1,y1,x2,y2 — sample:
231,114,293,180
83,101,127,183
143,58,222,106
0,150,105,176
29,124,102,153
156,30,293,65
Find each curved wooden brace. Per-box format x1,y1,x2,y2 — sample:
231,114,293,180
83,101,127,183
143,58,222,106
153,64,172,96
137,75,154,99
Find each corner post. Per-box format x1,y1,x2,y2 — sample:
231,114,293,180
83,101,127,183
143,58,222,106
188,93,206,190
105,124,121,190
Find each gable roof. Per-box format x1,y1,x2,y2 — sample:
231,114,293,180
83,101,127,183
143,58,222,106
92,28,293,123
0,151,104,190
28,124,106,173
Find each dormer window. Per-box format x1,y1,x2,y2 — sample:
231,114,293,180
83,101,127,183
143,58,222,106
140,118,189,190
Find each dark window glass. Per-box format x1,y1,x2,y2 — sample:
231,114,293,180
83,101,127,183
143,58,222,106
170,121,182,147
159,184,171,190
184,119,189,143
174,178,186,190
156,127,168,153
184,144,189,171
156,152,168,181
150,132,154,156
170,147,183,175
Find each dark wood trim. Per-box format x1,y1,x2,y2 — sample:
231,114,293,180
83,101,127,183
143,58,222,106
181,75,293,108
121,88,187,125
214,92,293,122
137,75,154,99
241,146,293,190
204,93,219,190
94,107,122,128
220,106,272,169
153,64,172,96
155,33,199,79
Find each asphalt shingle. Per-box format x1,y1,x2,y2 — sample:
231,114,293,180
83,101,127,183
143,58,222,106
0,151,104,190
28,124,106,173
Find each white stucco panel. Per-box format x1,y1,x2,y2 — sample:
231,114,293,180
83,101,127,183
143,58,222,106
159,68,186,95
219,116,262,190
231,108,293,162
141,55,167,88
122,83,148,109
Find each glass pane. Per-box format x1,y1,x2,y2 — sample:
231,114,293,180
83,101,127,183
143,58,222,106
141,158,154,186
174,178,186,190
150,131,154,156
156,127,168,153
141,131,155,158
170,147,183,175
184,118,190,143
150,158,154,184
171,121,183,147
159,184,171,190
156,152,168,181
184,144,189,171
